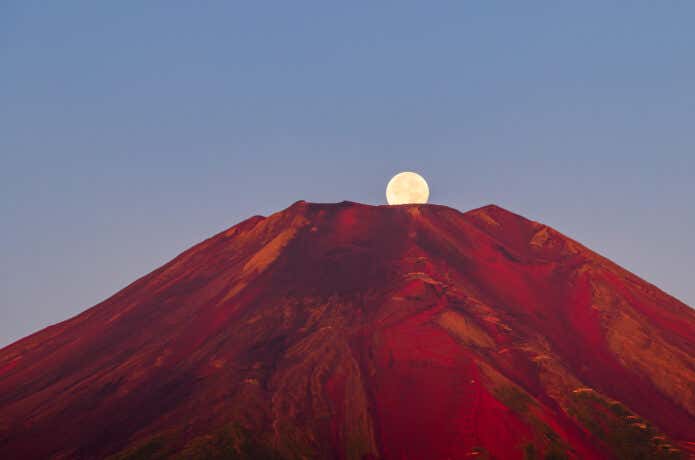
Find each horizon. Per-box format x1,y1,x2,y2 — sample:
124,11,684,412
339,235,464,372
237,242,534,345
3,193,695,348
3,197,691,351
3,2,694,347
3,4,694,459
3,183,693,458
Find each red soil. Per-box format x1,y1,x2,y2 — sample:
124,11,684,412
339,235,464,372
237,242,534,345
0,201,693,459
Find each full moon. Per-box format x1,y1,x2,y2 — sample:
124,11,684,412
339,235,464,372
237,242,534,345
386,171,430,205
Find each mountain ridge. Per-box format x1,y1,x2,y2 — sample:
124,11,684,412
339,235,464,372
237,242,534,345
1,201,693,459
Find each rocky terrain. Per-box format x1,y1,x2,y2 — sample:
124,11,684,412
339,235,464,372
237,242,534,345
1,201,693,459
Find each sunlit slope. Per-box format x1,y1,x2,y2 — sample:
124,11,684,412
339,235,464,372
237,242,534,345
1,201,693,459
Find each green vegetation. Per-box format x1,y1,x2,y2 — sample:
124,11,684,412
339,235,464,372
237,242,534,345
107,424,286,460
543,448,569,460
542,431,568,460
569,391,684,460
175,424,282,460
523,440,569,460
496,386,534,415
107,436,172,460
523,443,536,460
495,386,569,460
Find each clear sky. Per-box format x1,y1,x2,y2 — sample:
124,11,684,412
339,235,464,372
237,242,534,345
2,2,694,347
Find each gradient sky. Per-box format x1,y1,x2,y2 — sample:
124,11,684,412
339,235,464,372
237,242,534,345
2,2,694,347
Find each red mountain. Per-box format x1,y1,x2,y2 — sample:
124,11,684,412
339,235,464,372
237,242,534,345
1,201,694,460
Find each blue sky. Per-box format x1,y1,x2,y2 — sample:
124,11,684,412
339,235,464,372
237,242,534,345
2,2,694,346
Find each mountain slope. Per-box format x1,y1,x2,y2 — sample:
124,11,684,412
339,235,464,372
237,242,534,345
1,201,693,459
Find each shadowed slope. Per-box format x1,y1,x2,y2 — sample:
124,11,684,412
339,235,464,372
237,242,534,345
1,201,693,459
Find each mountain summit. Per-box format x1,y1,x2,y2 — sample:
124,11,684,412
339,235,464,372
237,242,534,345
1,201,693,459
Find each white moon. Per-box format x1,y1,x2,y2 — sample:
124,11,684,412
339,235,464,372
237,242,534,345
386,171,430,205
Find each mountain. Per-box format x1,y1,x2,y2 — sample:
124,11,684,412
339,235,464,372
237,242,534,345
1,201,694,460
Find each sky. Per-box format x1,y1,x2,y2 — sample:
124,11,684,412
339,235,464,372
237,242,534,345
1,2,694,347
